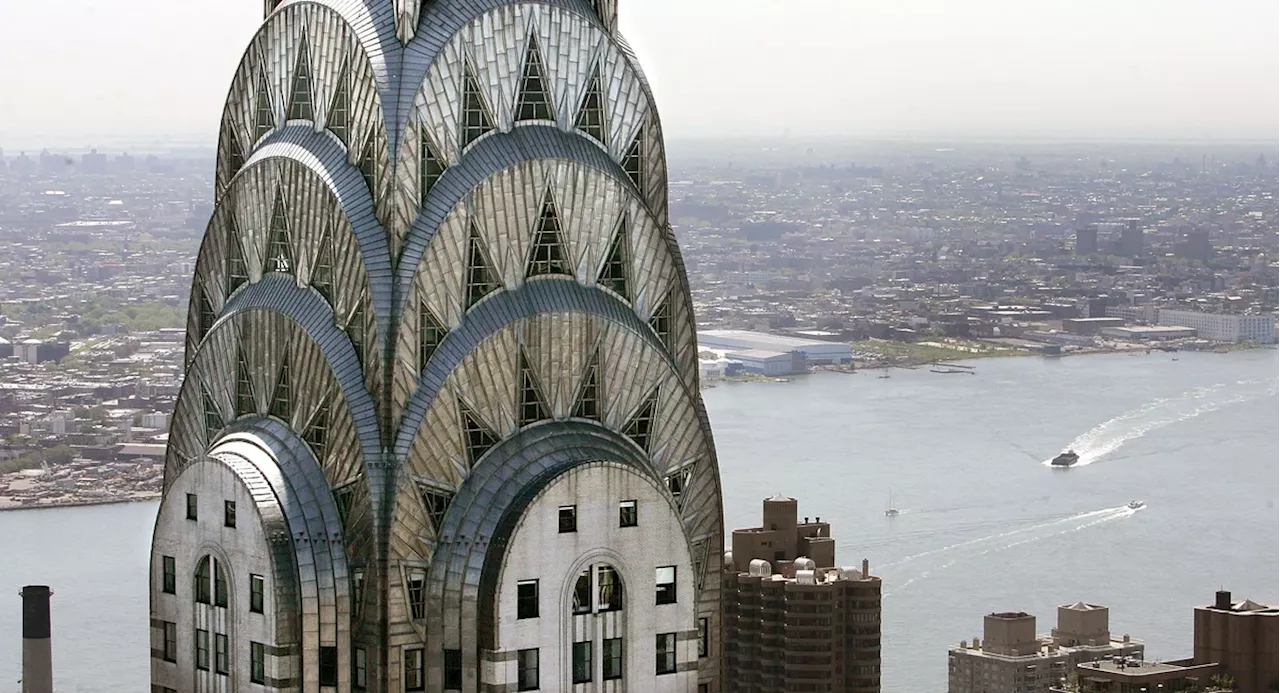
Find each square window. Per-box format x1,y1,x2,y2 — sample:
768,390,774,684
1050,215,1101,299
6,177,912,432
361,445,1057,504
186,493,198,521
161,555,176,594
655,566,677,605
517,580,539,619
250,641,265,684
224,500,236,528
558,505,577,533
619,499,638,527
699,617,709,658
572,641,592,684
597,566,622,612
319,646,338,686
655,632,677,675
354,647,368,689
443,648,461,690
603,637,623,680
517,648,539,691
162,621,177,662
406,648,426,691
215,633,229,675
250,574,265,613
195,629,209,670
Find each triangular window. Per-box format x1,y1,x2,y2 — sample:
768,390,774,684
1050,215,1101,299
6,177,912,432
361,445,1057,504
571,349,601,420
226,128,245,176
304,395,329,461
515,36,554,122
517,349,551,426
526,191,572,278
359,138,377,200
622,387,659,452
235,348,255,416
269,353,291,421
203,387,223,438
328,57,351,145
690,537,709,592
347,300,365,369
665,463,695,508
254,69,275,141
418,302,447,372
226,223,249,296
461,63,495,148
420,131,445,202
574,69,607,143
333,486,354,526
287,37,314,122
197,286,217,340
267,195,294,274
419,485,454,534
622,125,644,190
465,224,501,308
598,214,629,299
312,227,334,304
459,400,499,468
649,291,672,349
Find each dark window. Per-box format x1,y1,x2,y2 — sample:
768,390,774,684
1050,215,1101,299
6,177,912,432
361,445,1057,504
408,569,426,620
572,569,592,615
655,632,677,675
699,685,709,693
405,648,425,690
162,621,177,662
515,37,554,122
250,641,265,684
597,565,622,612
699,617,710,658
602,637,623,680
319,646,338,686
186,493,198,521
517,648,539,691
656,566,677,605
250,574,264,613
195,629,209,670
224,500,236,528
214,561,228,608
558,505,577,533
773,550,786,563
443,648,461,690
215,633,229,675
353,647,367,689
619,500,637,528
351,568,365,616
572,641,592,684
517,580,539,619
194,557,211,604
161,556,176,594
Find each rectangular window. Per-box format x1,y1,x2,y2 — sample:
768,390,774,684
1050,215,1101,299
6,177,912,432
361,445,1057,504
250,574,265,613
214,565,228,608
655,632,677,675
517,579,539,619
619,499,637,527
250,641,266,684
656,566,677,605
224,500,236,528
215,633,229,675
161,555,176,594
442,648,461,690
699,617,709,658
162,621,177,662
408,569,426,620
186,493,198,521
572,570,592,614
516,648,539,691
405,648,425,691
603,637,623,680
319,646,338,686
572,641,592,684
558,505,577,533
353,647,368,689
597,566,622,612
195,629,209,670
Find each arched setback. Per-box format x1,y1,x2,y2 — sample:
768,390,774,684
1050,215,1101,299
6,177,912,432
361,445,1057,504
489,461,699,692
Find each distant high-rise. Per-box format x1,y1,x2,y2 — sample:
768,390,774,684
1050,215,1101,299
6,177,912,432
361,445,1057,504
1074,226,1098,255
1120,219,1144,258
149,2,724,692
1178,229,1212,262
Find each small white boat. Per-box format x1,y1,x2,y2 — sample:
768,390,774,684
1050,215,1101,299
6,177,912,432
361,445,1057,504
885,491,899,517
1127,500,1145,510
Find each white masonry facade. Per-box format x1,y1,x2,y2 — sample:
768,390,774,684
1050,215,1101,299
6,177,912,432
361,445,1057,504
149,2,724,692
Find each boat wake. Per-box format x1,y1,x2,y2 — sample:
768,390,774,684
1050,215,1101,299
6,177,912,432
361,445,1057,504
1043,379,1277,467
879,504,1141,596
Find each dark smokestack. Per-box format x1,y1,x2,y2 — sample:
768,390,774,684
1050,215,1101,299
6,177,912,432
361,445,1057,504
21,585,53,693
1215,590,1232,610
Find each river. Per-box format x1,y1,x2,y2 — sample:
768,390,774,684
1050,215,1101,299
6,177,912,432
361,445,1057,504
1,350,1276,692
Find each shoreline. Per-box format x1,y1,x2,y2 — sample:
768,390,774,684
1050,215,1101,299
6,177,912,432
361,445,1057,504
0,494,159,513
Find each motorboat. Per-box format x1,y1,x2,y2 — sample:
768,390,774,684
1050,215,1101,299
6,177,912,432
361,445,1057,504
878,369,891,379
1051,450,1079,467
1127,500,1145,510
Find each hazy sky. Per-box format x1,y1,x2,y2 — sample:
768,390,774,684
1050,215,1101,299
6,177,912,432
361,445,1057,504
0,0,1276,147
